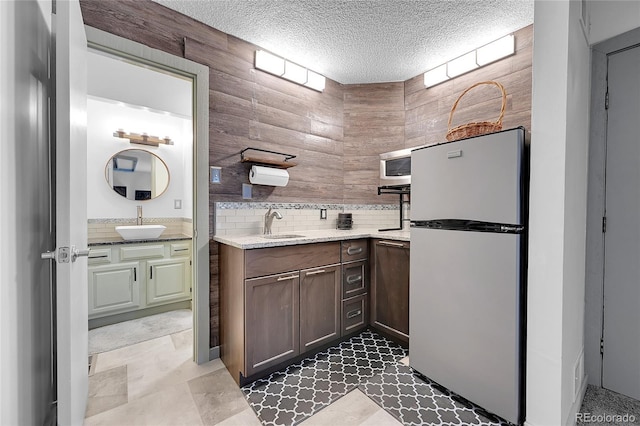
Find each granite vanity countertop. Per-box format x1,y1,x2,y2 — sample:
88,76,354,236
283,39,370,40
88,233,192,247
213,228,410,250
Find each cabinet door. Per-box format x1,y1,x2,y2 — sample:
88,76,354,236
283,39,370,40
147,258,191,305
245,272,300,377
88,262,141,317
372,240,410,343
300,264,341,352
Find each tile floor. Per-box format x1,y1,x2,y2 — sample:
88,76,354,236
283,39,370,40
84,329,402,426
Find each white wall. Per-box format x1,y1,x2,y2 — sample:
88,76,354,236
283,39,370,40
527,0,590,425
0,0,56,424
86,98,193,219
589,0,640,45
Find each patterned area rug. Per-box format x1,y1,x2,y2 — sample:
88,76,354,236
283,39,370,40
359,362,510,426
242,330,407,426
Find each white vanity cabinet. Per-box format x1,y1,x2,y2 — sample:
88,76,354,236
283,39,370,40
88,240,192,319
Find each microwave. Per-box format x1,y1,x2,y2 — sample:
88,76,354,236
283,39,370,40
379,147,413,185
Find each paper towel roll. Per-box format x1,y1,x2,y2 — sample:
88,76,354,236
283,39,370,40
249,165,289,187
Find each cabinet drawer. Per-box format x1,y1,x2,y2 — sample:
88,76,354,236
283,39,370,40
342,294,368,335
341,239,368,262
88,248,111,265
342,260,368,299
245,242,340,279
170,242,191,257
120,244,165,260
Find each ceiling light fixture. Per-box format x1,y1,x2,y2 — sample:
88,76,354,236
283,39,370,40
255,50,326,92
423,34,515,88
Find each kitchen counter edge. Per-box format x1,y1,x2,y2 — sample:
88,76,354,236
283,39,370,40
213,228,410,249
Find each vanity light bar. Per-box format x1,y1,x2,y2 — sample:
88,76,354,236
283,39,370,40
113,129,173,147
255,50,326,92
423,34,515,88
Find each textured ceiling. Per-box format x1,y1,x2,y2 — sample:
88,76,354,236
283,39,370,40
152,0,534,84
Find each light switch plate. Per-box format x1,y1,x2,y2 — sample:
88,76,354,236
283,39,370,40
320,209,327,219
210,166,222,184
174,199,182,209
242,183,252,199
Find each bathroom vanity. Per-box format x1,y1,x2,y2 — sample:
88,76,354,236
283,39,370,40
87,237,192,328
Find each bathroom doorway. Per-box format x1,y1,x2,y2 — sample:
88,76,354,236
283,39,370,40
84,27,210,364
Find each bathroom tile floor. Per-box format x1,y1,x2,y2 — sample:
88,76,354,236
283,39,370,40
84,329,402,426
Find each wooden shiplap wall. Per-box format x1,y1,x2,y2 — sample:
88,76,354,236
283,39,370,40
80,0,533,350
405,25,533,148
343,83,405,204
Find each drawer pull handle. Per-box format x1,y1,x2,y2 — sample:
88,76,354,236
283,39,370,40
150,266,153,279
305,269,326,276
378,241,405,248
346,247,363,255
277,275,298,281
174,248,188,252
347,309,362,319
134,267,136,281
89,254,109,259
346,274,362,284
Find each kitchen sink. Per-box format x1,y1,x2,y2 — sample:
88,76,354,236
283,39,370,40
261,234,305,239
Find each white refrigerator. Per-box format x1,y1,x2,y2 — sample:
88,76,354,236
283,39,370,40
409,127,527,425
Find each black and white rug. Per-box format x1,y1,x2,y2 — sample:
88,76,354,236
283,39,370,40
359,362,511,426
242,330,407,426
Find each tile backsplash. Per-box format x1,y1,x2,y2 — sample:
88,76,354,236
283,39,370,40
215,202,410,236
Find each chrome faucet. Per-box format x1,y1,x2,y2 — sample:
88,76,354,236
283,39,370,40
264,208,283,234
136,205,143,225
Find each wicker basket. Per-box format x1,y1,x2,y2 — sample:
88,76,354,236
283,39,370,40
445,80,507,142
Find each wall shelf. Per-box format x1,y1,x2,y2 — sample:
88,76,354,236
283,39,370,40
240,147,297,169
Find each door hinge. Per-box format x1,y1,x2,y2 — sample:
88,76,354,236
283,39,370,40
602,216,607,233
605,90,609,110
600,338,604,355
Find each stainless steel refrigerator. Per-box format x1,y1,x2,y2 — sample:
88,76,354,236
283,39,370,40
409,127,527,425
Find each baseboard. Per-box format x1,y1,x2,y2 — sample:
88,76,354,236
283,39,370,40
210,345,220,360
566,375,589,426
524,375,588,426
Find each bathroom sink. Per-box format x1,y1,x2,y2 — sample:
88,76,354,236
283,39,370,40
261,234,305,239
116,225,167,240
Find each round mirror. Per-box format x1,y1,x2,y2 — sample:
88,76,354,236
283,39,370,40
105,149,170,200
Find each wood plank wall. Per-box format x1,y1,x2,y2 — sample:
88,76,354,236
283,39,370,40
405,25,533,148
80,0,533,350
343,83,406,205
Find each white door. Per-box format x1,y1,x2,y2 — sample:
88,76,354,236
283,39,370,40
52,0,89,423
602,44,640,401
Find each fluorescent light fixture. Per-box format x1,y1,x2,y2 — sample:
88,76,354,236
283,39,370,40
254,50,325,92
446,51,479,78
423,34,515,88
476,34,515,66
255,50,285,76
283,61,308,84
423,64,448,87
305,70,326,92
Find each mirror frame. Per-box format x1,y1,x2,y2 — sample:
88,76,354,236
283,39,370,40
105,148,171,201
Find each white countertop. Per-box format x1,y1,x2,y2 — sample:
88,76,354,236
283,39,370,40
213,228,410,249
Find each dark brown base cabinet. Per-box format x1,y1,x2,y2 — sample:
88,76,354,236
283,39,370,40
371,239,410,344
220,242,346,385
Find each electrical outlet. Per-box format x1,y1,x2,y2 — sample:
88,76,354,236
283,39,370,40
174,199,182,209
320,209,327,219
